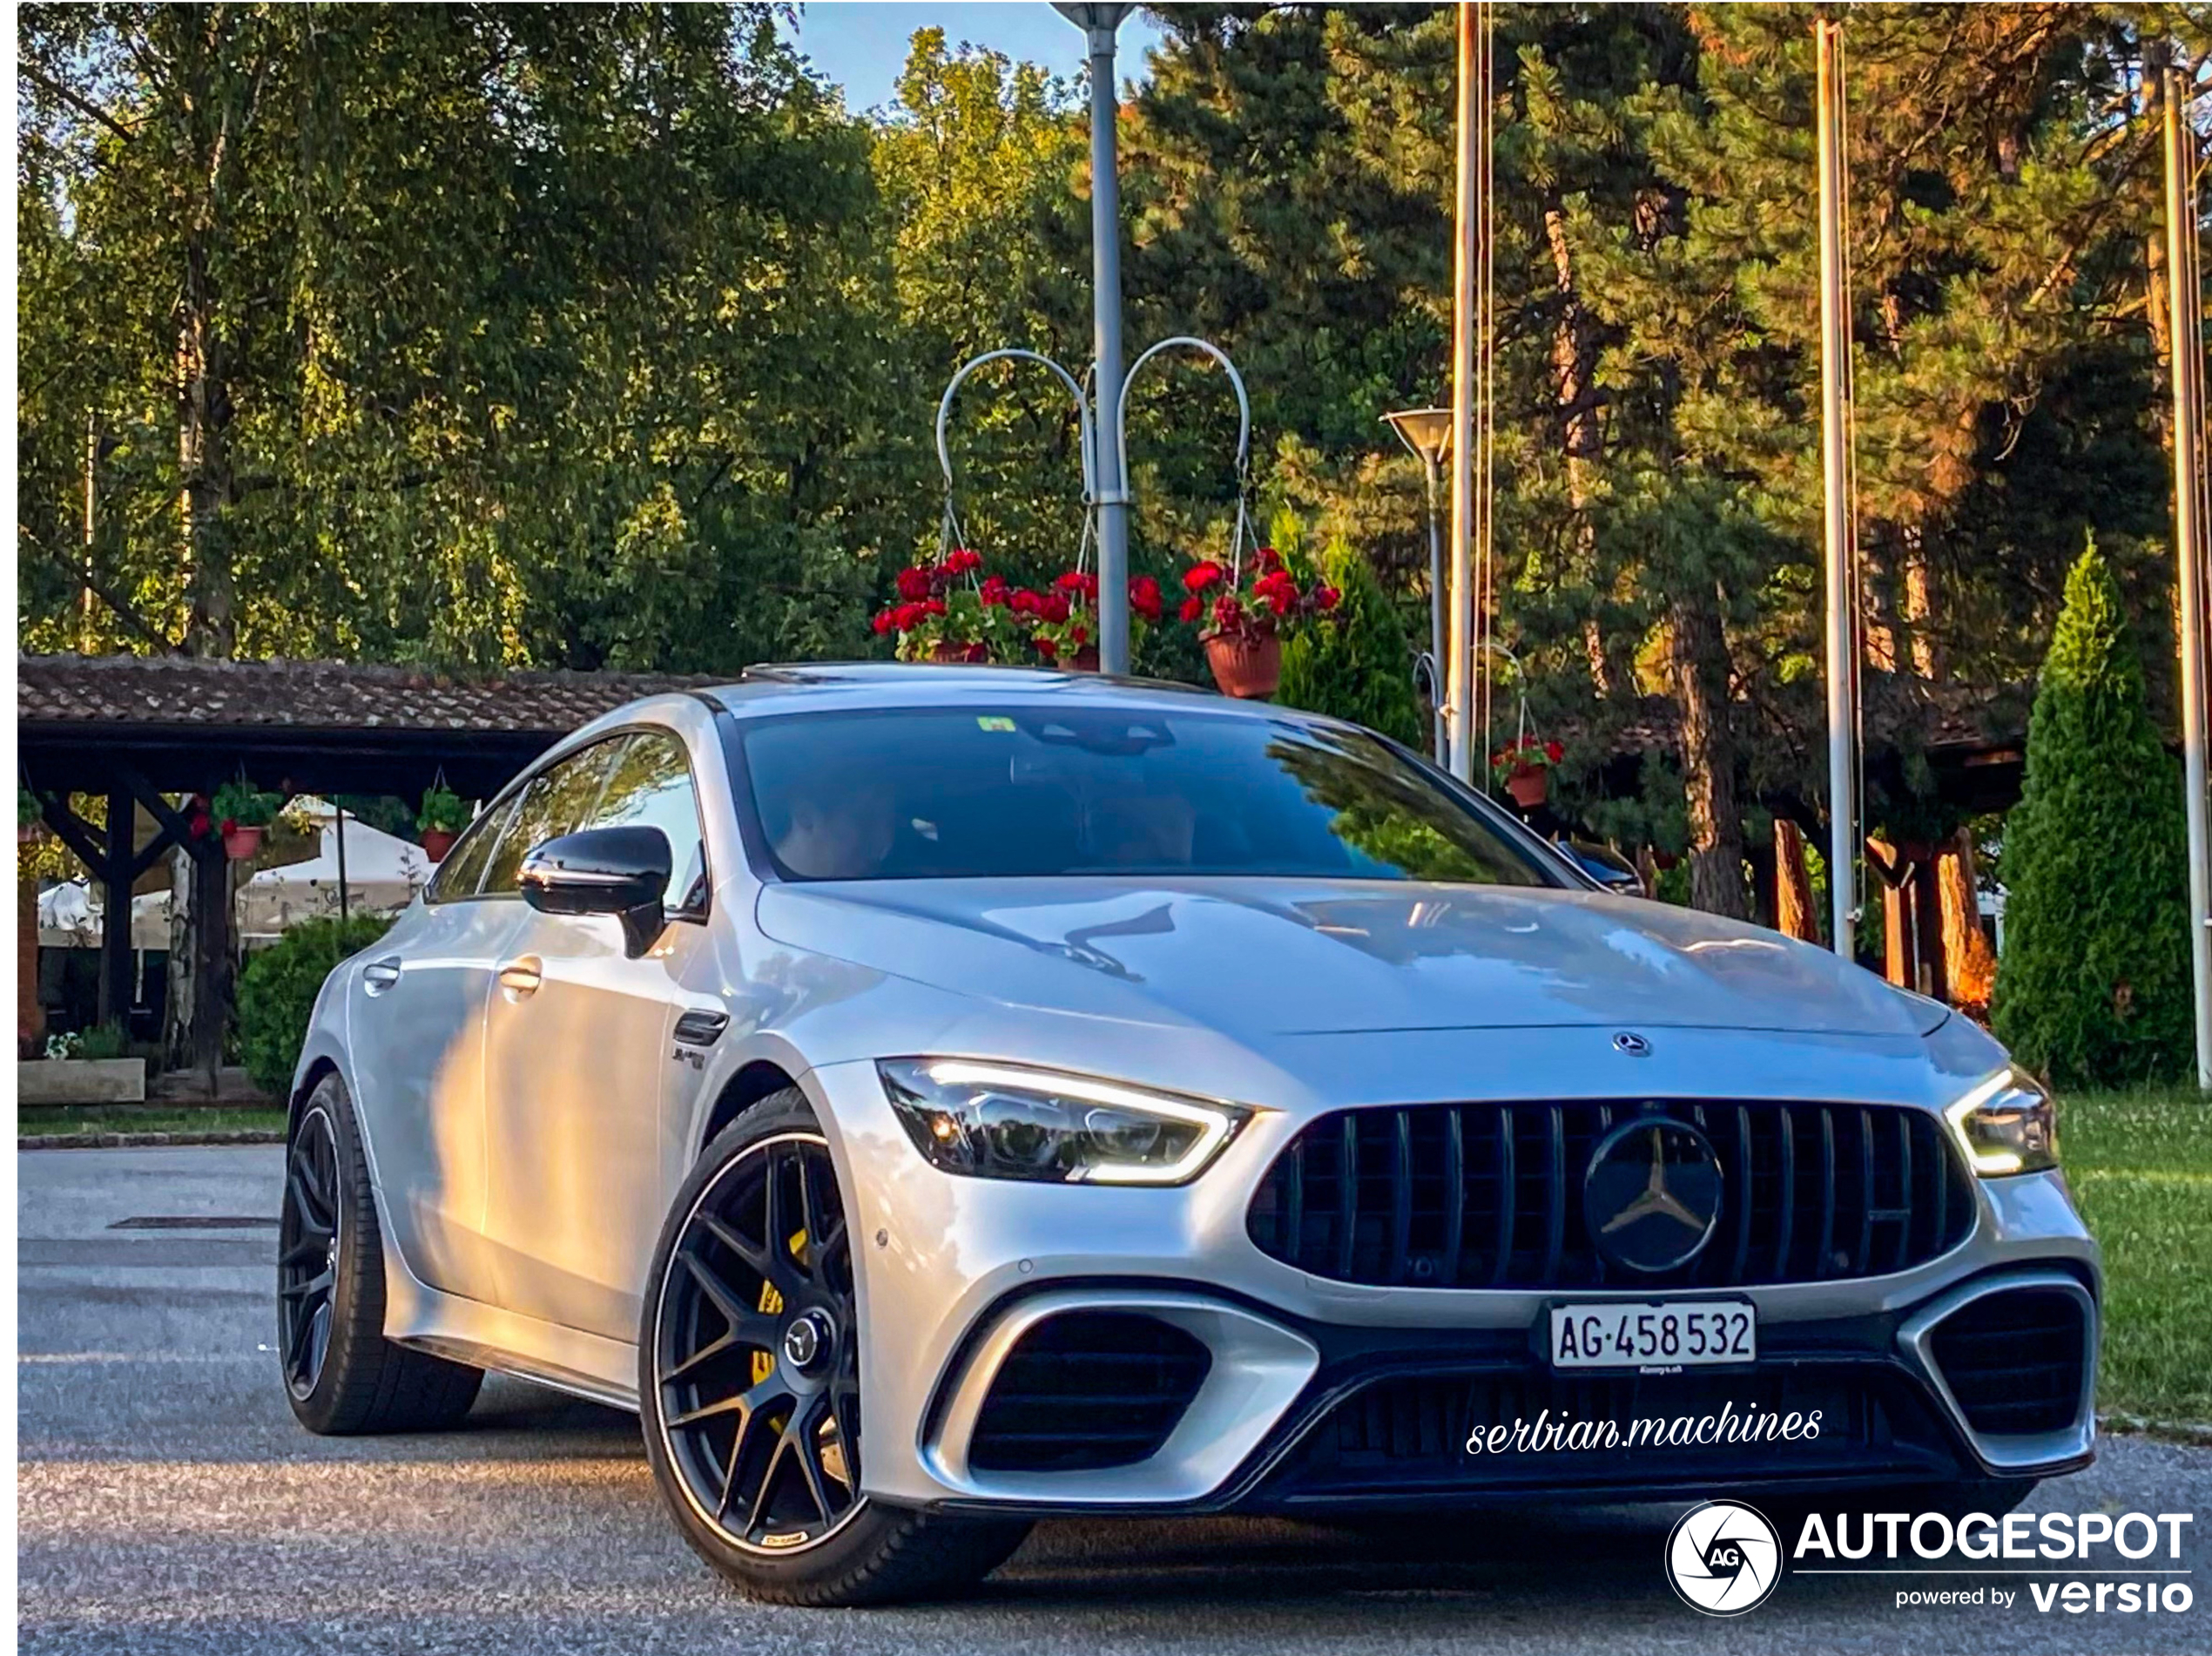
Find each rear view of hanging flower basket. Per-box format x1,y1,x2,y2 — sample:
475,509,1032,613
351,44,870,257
211,777,281,861
1491,736,1564,809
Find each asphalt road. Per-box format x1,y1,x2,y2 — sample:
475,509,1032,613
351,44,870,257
18,1145,2212,1654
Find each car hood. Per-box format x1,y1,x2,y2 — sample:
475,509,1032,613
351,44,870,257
754,878,1942,1041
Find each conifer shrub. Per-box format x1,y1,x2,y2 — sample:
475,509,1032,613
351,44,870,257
1991,540,2195,1085
236,915,395,1096
1277,531,1425,748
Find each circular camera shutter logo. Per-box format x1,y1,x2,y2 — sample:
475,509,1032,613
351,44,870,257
1582,1118,1723,1273
1664,1500,1782,1616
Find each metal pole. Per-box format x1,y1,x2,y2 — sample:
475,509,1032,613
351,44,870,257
334,799,349,923
1817,18,1858,962
1447,3,1479,782
2162,63,2212,1091
1059,4,1134,673
1424,457,1447,762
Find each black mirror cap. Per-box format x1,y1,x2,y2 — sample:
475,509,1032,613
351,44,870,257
519,826,671,956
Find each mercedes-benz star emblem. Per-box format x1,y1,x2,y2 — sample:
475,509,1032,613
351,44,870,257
1583,1118,1723,1273
781,1311,829,1374
1613,1031,1652,1057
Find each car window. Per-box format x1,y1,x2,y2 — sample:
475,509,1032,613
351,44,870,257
589,731,708,912
737,706,1555,887
479,739,621,897
427,792,516,902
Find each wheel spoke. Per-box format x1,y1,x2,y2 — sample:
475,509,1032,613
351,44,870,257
280,1267,334,1302
666,1391,752,1432
743,1422,794,1539
794,1153,823,1278
678,1247,777,1342
792,1395,836,1521
279,1234,329,1267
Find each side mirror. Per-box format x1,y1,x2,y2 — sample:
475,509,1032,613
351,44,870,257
1561,839,1642,896
519,826,671,957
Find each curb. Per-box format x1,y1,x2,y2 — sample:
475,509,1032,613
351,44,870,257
2099,1412,2212,1449
18,1130,286,1150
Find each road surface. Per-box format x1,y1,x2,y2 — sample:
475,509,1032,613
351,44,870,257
18,1146,2210,1654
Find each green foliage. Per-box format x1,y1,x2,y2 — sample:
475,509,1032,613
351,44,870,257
19,788,39,830
235,916,396,1095
1275,518,1424,747
74,1022,128,1062
1993,544,2195,1085
416,787,465,835
211,781,280,828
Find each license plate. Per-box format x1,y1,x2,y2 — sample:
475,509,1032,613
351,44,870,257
1548,1300,1756,1371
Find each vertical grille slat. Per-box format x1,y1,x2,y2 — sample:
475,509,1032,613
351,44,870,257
1388,1111,1413,1286
1336,1114,1359,1280
1440,1106,1465,1288
1490,1105,1515,1287
1248,1098,1974,1291
1542,1105,1567,1285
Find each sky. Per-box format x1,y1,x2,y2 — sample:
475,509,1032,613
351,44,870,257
786,2,1169,113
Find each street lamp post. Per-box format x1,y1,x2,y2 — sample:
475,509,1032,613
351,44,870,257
1055,3,1136,673
1385,408,1453,763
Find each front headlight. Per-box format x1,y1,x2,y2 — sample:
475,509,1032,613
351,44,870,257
1943,1067,2059,1176
878,1059,1248,1186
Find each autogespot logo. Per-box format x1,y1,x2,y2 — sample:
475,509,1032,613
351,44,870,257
1666,1500,1784,1616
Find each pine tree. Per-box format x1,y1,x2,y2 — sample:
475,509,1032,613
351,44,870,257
1992,540,2195,1085
1277,523,1424,748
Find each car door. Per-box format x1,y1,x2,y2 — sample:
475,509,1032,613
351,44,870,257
479,727,715,1341
345,789,528,1306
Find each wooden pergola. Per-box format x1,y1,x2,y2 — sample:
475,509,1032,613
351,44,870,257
17,654,719,1073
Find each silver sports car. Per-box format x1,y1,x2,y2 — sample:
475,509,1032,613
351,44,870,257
280,665,2097,1605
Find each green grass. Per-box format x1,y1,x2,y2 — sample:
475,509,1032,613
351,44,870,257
2060,1084,2212,1425
17,1105,287,1139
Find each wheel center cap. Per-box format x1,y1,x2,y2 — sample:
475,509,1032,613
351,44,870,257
781,1310,833,1375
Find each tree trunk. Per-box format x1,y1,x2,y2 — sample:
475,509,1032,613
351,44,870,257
2147,43,2175,455
1668,591,1749,919
179,245,237,659
1774,818,1818,941
1937,828,1998,1012
163,842,234,1085
1911,851,1948,1004
1544,202,1611,697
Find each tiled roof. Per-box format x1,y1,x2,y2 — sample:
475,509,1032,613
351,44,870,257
17,654,728,735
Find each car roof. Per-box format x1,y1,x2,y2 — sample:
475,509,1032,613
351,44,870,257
701,662,1279,723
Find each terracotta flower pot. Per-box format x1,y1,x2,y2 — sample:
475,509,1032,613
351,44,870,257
927,639,989,664
222,823,265,862
1069,646,1100,673
1503,764,1550,809
1203,630,1281,699
420,828,457,862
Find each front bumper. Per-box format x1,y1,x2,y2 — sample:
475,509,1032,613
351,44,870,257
807,1058,2101,1516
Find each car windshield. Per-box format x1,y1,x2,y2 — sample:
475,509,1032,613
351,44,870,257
737,705,1555,887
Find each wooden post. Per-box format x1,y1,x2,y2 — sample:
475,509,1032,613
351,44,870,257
98,787,134,1029
1937,828,1997,1012
19,866,45,1053
190,842,232,1086
1775,819,1818,941
1865,835,1913,987
1910,849,1947,1004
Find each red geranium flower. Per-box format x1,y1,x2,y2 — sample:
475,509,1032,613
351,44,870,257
1040,593,1071,625
1258,544,1283,571
980,573,1009,606
1034,636,1059,660
943,547,983,575
1315,585,1342,612
1130,575,1163,621
1055,569,1098,598
1179,596,1204,624
872,610,894,635
895,566,932,600
1183,561,1225,594
1545,740,1565,763
923,597,947,617
1010,587,1042,616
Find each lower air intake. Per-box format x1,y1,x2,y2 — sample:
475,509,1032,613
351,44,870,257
1928,1287,2088,1436
968,1310,1212,1473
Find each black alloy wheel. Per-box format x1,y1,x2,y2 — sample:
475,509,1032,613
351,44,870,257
278,1103,342,1399
653,1130,864,1552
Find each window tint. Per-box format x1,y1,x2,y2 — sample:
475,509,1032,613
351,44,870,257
427,793,516,902
590,731,707,911
480,740,620,896
738,706,1553,888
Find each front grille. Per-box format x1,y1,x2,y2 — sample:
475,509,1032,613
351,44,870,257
1929,1288,2087,1436
1246,1099,1974,1289
1271,1364,1960,1497
968,1311,1212,1473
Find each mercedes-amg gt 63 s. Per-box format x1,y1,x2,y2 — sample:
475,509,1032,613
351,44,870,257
279,665,2096,1605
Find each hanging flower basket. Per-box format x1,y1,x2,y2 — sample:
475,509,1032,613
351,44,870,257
221,821,265,862
1503,765,1550,809
420,828,458,862
1203,630,1283,699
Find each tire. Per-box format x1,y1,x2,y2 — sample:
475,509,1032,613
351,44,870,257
639,1087,1029,1605
279,1071,483,1434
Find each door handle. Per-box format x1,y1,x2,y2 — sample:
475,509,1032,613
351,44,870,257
496,956,543,997
361,956,402,995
